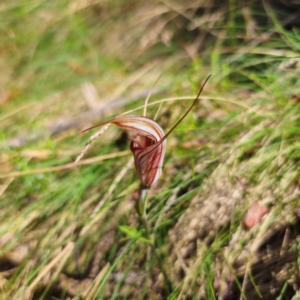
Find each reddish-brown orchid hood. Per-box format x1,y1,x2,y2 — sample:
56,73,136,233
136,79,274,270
83,75,211,187
89,115,166,187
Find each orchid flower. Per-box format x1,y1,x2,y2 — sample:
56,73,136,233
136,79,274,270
83,75,211,188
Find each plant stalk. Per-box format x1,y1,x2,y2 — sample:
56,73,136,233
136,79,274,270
137,184,172,294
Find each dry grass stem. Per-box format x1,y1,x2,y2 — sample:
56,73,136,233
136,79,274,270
0,149,130,179
28,242,74,291
74,123,111,164
124,96,251,116
143,74,162,117
91,156,134,215
84,263,110,300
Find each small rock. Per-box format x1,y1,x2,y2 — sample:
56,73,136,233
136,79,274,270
243,203,269,229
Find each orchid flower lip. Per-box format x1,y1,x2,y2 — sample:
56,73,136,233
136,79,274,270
127,137,143,148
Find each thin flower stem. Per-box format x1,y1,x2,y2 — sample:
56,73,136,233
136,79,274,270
137,184,172,294
140,215,172,294
137,184,149,217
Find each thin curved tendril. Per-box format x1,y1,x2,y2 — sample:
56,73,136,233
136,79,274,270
146,74,212,152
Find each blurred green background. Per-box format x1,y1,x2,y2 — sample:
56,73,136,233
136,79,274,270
1,1,300,299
